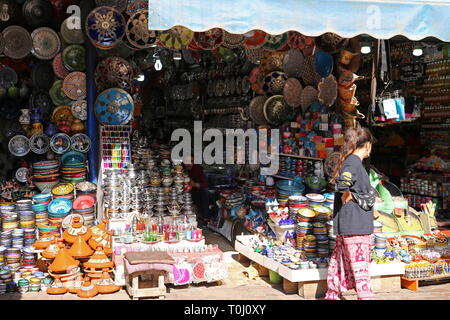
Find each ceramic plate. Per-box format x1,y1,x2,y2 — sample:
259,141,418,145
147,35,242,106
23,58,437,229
15,168,29,183
47,198,72,214
60,17,84,45
86,6,126,49
288,31,315,55
95,56,133,91
95,88,134,125
283,49,304,78
50,133,71,154
71,134,91,153
193,28,223,50
125,10,158,49
8,135,30,157
62,45,86,72
126,0,148,15
222,31,245,49
2,25,32,59
52,105,74,124
158,26,194,50
29,90,53,116
31,27,61,60
318,75,337,107
249,95,268,125
263,95,291,126
62,72,86,101
244,30,267,49
71,100,87,121
263,71,288,96
249,67,265,95
31,61,54,91
260,50,285,73
301,55,322,87
0,67,18,89
29,133,50,154
49,80,71,106
52,53,70,79
245,47,264,64
283,78,303,108
314,50,334,78
22,0,53,28
263,33,289,51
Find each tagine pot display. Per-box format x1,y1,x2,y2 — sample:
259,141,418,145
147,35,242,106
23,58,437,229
83,246,114,279
48,243,80,274
68,274,84,294
68,234,94,259
46,275,68,295
88,231,112,255
63,216,92,243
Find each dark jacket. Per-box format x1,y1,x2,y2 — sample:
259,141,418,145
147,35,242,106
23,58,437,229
333,154,374,236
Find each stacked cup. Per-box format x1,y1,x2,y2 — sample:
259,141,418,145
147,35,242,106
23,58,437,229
32,193,52,227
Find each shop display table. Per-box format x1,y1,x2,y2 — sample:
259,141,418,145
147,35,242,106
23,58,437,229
235,236,405,299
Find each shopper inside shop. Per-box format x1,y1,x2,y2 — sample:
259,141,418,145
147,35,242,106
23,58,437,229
325,127,376,300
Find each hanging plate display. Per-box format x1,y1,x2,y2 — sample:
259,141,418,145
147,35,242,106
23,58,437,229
0,67,18,89
283,49,304,78
8,135,30,157
263,33,289,51
62,45,86,72
29,133,50,154
15,167,30,183
49,80,71,106
318,75,338,107
95,88,134,125
263,95,291,126
0,97,20,120
222,31,246,49
62,72,86,101
50,133,71,154
249,67,265,95
95,0,127,12
241,76,251,95
288,32,315,55
31,61,54,91
52,53,70,79
22,0,53,28
2,25,32,59
86,6,126,49
245,47,264,64
71,100,87,121
52,105,75,124
60,17,84,45
249,95,268,125
263,71,288,96
260,50,285,73
314,50,334,78
300,86,318,113
71,133,91,153
31,27,61,60
193,28,223,50
283,78,303,108
158,26,194,50
125,10,158,49
244,30,267,49
95,56,133,91
316,32,348,54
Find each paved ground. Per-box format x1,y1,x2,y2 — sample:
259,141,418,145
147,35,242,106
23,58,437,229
2,229,450,300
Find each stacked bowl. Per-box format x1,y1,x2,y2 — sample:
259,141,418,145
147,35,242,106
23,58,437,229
5,247,21,267
60,151,87,184
1,203,18,232
287,195,308,219
374,234,387,251
305,193,326,208
0,231,12,248
313,205,332,222
11,229,23,249
313,222,329,258
52,183,75,201
32,160,60,192
47,198,72,229
75,181,97,201
323,193,335,210
327,221,336,254
276,180,305,206
37,225,59,239
73,195,96,227
21,247,36,267
32,193,52,227
0,246,5,267
303,235,317,259
373,220,383,234
296,208,316,223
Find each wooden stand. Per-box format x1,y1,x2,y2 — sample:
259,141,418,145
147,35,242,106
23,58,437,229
125,270,166,300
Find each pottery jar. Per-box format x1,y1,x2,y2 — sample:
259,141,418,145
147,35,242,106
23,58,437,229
19,109,31,125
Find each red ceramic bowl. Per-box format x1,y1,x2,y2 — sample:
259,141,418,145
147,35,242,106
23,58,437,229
73,195,95,210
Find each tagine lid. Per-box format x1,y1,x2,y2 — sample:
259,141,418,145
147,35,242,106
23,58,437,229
83,246,114,269
77,276,98,298
91,219,108,237
63,216,92,243
97,268,120,294
48,244,80,273
68,235,94,258
42,238,62,259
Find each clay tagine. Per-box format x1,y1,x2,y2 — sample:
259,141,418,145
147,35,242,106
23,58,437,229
47,275,68,295
88,231,112,255
96,268,120,294
77,276,98,298
90,219,108,238
32,236,54,250
83,246,114,278
42,238,63,259
68,274,84,294
63,216,92,243
48,243,80,274
68,235,94,259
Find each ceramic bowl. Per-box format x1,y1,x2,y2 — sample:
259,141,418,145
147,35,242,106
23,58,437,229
47,198,72,215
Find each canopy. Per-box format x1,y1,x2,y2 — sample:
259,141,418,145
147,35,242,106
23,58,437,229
148,0,450,41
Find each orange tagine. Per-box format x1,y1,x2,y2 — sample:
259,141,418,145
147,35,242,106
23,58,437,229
96,268,120,294
68,235,94,259
63,216,92,243
77,276,98,298
47,276,68,295
48,244,80,273
83,246,114,269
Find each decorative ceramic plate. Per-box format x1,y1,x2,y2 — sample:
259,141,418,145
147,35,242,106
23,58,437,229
8,135,30,157
31,61,54,91
95,57,133,91
71,100,87,121
318,75,337,107
95,88,134,125
0,67,18,89
49,80,71,106
263,33,289,51
62,45,85,72
288,32,315,54
249,67,265,95
15,167,29,183
283,78,303,108
260,50,285,73
60,17,84,45
316,32,347,54
249,95,268,125
86,6,126,49
314,50,334,78
29,90,53,113
52,53,70,79
52,105,74,123
193,28,223,50
63,72,86,101
22,0,53,28
241,76,251,95
50,133,71,154
263,71,288,96
71,134,91,153
300,86,318,112
48,198,72,214
29,133,50,154
283,49,304,78
301,55,322,87
95,0,128,12
245,47,264,64
31,27,61,60
125,10,158,49
126,0,148,15
263,95,291,126
222,31,246,49
158,26,194,50
2,25,32,59
244,30,267,49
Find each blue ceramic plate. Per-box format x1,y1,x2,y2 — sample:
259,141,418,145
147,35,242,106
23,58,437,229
61,151,86,165
32,193,52,202
314,50,333,78
95,88,134,125
86,6,125,49
47,198,72,214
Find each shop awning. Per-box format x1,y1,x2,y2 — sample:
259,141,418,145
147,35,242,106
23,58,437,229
148,0,450,41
